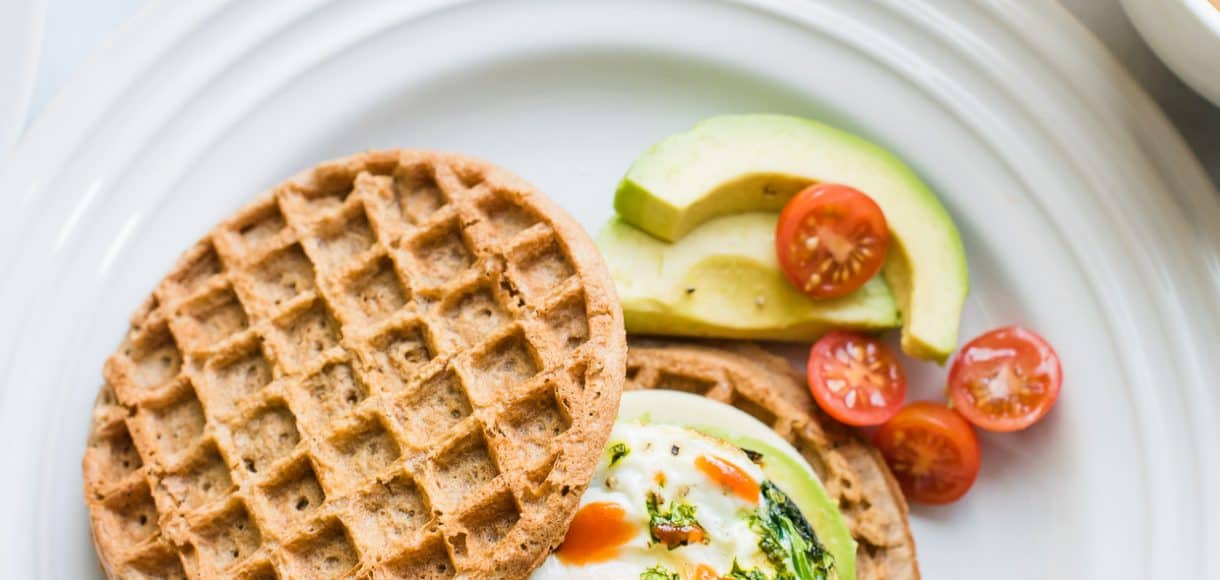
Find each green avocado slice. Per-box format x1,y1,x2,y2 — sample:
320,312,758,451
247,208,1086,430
597,214,900,341
618,390,856,580
614,114,968,361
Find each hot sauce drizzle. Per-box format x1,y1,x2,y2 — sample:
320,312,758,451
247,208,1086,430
555,501,636,565
695,454,760,503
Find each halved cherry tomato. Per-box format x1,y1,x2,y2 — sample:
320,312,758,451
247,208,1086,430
807,331,907,426
776,183,890,300
947,326,1063,432
875,401,981,504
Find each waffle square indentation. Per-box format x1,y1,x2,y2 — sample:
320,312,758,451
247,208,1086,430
380,534,456,579
193,501,262,570
141,384,207,460
271,301,341,373
516,245,574,300
394,164,447,225
179,286,250,350
544,292,590,352
438,285,507,348
326,416,401,481
282,519,359,579
159,443,233,511
249,243,317,312
260,458,326,526
467,330,539,404
350,473,431,551
457,490,520,554
297,362,367,423
231,402,300,475
498,385,570,470
478,193,538,242
206,340,274,411
407,219,474,288
311,210,375,272
342,255,408,324
100,483,160,545
396,369,472,447
431,429,498,508
86,423,143,486
230,199,287,252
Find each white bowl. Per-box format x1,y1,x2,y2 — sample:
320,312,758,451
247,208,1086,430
1121,0,1220,106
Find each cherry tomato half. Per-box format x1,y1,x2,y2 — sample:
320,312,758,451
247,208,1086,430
776,183,890,300
947,326,1063,432
875,401,981,504
807,331,907,426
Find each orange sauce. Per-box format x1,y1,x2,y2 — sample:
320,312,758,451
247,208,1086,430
695,454,760,503
555,502,635,565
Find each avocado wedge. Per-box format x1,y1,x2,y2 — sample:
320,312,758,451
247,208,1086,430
597,214,900,341
614,114,968,361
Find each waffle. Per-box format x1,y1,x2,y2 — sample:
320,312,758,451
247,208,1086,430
82,150,626,579
626,340,919,580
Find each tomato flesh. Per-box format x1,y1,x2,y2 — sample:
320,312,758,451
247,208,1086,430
875,401,981,504
776,183,890,300
807,331,907,426
948,326,1063,432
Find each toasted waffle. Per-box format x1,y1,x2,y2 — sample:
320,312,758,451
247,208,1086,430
626,340,919,580
82,150,626,579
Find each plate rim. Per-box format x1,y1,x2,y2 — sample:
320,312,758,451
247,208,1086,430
0,0,1215,577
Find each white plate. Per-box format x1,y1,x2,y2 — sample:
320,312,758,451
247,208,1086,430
0,0,45,154
0,0,1217,578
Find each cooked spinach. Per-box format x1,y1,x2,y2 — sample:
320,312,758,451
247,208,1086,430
749,481,835,580
728,559,770,580
645,491,707,549
609,442,631,466
639,564,680,580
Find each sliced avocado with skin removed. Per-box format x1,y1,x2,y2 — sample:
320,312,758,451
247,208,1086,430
614,114,968,361
618,390,856,580
597,214,900,341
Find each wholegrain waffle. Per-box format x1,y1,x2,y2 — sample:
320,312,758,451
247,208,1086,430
626,340,919,580
82,150,626,579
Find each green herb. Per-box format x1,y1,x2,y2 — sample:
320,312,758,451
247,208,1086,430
609,442,630,466
645,491,707,549
639,564,681,580
728,560,769,580
749,481,835,580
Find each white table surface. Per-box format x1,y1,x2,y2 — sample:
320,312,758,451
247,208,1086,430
7,0,1220,187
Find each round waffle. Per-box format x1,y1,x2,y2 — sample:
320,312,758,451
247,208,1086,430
82,150,626,579
625,340,919,580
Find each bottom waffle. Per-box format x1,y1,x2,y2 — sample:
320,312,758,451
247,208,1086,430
625,339,919,580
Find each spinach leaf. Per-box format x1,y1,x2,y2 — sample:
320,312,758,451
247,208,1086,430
749,481,835,580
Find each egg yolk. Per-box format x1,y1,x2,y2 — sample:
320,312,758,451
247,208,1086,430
695,454,760,503
556,502,635,565
688,563,722,579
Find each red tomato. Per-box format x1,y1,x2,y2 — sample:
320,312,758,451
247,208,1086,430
807,331,907,426
776,183,890,300
947,326,1063,432
875,401,981,504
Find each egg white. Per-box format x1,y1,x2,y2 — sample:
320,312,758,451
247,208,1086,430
530,422,778,579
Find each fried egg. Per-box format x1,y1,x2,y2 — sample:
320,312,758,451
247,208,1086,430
530,421,781,579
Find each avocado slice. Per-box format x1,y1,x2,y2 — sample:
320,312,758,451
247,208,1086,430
597,214,900,341
618,390,857,580
614,114,968,361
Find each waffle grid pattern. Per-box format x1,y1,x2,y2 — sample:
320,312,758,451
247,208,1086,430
84,151,623,579
625,341,920,580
